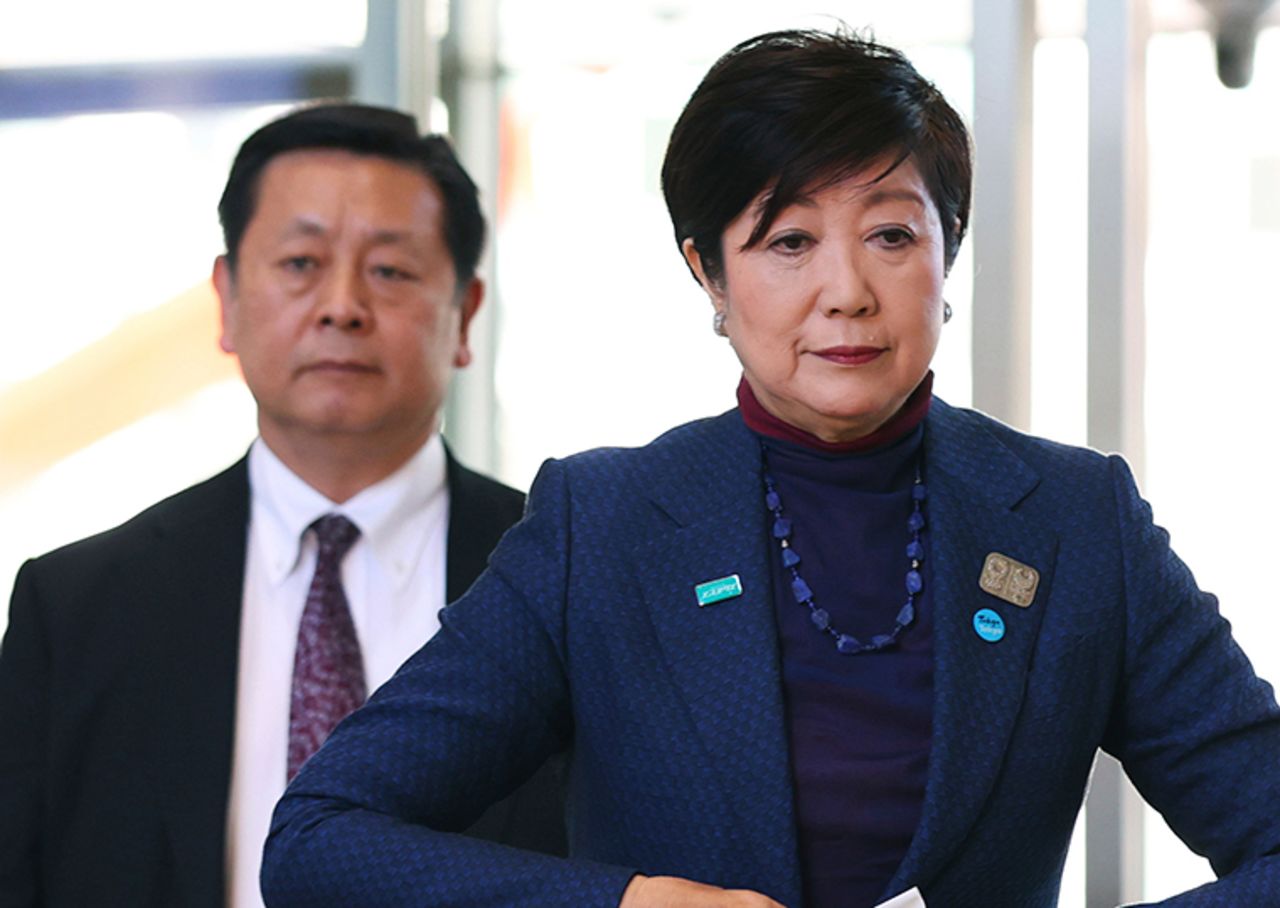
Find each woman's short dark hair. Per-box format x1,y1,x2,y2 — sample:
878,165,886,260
218,102,486,285
661,28,972,283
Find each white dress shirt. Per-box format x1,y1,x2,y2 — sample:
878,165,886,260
225,435,449,908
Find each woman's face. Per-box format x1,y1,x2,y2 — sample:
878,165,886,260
685,158,947,442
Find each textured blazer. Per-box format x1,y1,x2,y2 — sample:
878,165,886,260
0,450,565,908
263,401,1280,908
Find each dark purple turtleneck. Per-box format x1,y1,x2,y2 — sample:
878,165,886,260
739,376,935,908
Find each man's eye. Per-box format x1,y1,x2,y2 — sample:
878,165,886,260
281,256,317,272
372,264,415,281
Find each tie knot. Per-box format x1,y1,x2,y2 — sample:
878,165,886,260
311,513,360,563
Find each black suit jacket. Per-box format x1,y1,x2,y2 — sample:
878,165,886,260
0,451,565,908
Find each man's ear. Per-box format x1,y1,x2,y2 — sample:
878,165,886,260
212,255,237,354
452,277,485,369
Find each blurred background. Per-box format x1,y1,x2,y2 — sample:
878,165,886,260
2,0,1278,904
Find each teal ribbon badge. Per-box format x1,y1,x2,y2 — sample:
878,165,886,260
695,574,743,607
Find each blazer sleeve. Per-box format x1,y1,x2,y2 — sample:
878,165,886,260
1102,456,1280,906
261,459,637,908
0,562,50,908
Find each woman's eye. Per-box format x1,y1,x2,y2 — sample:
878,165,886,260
874,227,914,248
770,233,812,254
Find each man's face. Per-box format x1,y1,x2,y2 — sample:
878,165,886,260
214,149,481,460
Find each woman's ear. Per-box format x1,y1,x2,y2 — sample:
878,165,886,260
943,216,963,276
681,238,725,307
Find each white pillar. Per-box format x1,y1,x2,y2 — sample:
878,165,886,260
971,0,1036,429
1085,0,1150,904
1086,0,1148,468
437,0,501,474
360,0,500,474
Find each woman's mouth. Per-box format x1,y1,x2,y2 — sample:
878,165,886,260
812,345,886,365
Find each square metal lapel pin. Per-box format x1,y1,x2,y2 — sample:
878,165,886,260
695,574,743,607
979,552,1039,607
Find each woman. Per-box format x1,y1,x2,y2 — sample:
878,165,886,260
262,30,1280,908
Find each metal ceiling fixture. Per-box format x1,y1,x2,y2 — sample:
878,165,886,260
1194,0,1278,87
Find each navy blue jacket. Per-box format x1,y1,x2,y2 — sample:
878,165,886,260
264,401,1280,906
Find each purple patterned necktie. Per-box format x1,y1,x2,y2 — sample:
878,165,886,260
287,514,365,781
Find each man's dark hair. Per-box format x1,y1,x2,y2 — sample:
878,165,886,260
661,28,973,284
218,102,486,285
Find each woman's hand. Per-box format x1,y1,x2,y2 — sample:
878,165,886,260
619,874,786,907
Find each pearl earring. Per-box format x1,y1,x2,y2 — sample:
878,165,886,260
713,310,727,336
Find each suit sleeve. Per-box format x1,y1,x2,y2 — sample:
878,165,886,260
1101,456,1280,906
261,459,637,907
0,562,49,908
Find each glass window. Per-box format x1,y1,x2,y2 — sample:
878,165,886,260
0,103,283,610
1141,24,1280,901
1,1,366,617
0,2,364,66
1030,36,1089,447
0,106,286,385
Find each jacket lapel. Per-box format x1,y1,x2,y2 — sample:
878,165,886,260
443,449,525,604
640,412,803,906
887,402,1059,896
148,460,250,908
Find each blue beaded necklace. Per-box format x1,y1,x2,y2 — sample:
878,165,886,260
761,446,927,654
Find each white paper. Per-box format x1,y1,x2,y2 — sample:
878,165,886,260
874,886,926,908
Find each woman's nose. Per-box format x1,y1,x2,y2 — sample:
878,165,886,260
821,251,878,318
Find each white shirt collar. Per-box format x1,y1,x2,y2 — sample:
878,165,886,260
247,435,448,592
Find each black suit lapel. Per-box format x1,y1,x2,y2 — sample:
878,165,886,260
144,460,250,908
139,449,525,898
444,450,525,603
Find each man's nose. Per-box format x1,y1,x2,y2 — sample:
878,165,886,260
315,263,373,330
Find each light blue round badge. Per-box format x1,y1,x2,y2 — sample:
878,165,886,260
973,608,1006,643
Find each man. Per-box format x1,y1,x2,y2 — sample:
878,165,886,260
0,104,564,908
